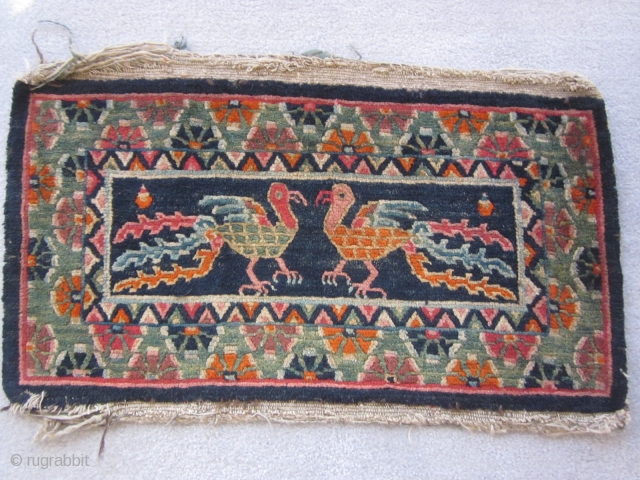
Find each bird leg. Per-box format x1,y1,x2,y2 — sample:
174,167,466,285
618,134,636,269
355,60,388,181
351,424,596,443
239,258,274,295
350,261,387,298
322,259,352,286
273,257,303,284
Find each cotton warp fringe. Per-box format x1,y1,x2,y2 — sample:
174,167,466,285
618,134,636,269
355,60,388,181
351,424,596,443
10,392,629,440
22,42,599,97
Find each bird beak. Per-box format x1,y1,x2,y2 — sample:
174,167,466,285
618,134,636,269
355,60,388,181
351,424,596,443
288,190,308,206
315,190,333,206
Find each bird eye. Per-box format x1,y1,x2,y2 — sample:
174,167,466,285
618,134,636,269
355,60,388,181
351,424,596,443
275,192,283,199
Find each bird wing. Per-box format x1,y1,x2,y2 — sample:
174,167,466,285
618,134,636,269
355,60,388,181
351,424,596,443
352,200,428,228
199,195,272,226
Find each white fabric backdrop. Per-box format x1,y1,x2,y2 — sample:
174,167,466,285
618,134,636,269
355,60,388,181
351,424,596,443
0,1,637,478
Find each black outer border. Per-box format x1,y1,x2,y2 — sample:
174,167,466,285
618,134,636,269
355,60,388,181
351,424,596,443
3,79,627,412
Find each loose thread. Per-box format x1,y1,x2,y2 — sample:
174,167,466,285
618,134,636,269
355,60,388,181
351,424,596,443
30,20,76,64
348,45,362,60
173,36,188,50
301,49,334,59
98,414,111,459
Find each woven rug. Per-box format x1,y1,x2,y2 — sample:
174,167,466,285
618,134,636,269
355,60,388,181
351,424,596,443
3,44,627,435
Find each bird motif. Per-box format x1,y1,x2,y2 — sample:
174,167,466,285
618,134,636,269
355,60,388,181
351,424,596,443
112,182,307,296
315,183,517,300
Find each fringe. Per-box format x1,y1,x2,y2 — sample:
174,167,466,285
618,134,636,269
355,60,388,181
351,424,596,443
10,392,629,439
21,42,600,98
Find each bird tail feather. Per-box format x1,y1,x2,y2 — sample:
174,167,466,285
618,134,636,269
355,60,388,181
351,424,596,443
113,248,222,293
411,222,516,278
404,250,516,301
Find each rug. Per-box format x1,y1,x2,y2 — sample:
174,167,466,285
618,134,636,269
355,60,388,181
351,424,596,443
3,44,628,435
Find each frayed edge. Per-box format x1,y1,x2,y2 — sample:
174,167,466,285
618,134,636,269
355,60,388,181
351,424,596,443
10,392,110,441
9,392,629,439
20,42,600,98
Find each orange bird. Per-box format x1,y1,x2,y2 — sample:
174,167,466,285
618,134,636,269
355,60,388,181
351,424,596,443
112,183,307,296
315,183,516,300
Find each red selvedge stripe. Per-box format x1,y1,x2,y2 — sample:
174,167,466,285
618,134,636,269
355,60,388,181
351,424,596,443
17,374,610,397
585,112,614,395
19,98,40,383
31,92,595,119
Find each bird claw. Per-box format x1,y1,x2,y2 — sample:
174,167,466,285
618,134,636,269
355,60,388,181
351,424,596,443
322,270,351,287
351,283,387,299
239,281,274,296
273,269,303,285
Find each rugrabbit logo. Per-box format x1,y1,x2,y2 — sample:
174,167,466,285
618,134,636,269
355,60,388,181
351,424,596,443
10,453,90,469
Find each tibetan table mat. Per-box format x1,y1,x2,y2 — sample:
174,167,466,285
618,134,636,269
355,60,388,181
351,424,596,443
3,44,627,434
